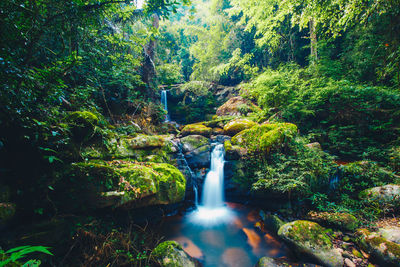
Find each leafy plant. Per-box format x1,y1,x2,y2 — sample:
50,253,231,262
0,246,53,267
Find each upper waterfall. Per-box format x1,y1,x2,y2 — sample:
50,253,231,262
161,90,169,122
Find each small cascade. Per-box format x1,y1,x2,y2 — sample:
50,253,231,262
202,144,225,208
189,143,233,225
161,90,169,122
193,186,198,207
329,172,340,191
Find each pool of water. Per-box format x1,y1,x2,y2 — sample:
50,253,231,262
158,202,292,267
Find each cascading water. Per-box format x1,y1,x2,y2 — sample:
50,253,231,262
159,143,290,267
202,144,225,208
161,90,169,122
189,143,233,225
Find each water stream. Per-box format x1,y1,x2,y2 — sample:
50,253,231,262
160,144,291,267
161,90,169,122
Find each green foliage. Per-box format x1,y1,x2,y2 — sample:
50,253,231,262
0,246,52,267
244,64,400,160
338,161,396,196
180,81,210,97
212,48,259,85
231,123,298,153
250,137,336,197
157,63,184,85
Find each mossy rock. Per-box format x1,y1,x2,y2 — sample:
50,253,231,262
119,134,172,150
65,111,99,141
212,127,224,135
203,115,236,128
69,160,186,209
180,135,209,153
80,135,173,162
152,241,200,267
231,123,297,153
260,211,285,235
359,184,400,205
356,228,400,266
307,211,359,231
181,124,212,137
379,226,400,245
278,220,343,267
0,202,16,224
223,118,257,136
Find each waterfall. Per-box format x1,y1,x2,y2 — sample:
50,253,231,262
161,90,169,122
189,143,233,225
202,144,225,208
194,186,198,207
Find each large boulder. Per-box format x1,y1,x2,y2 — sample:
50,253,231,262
278,220,344,267
307,211,359,231
231,123,297,154
216,96,260,116
359,184,400,208
356,228,400,266
152,241,200,267
223,118,257,136
181,124,212,137
64,160,186,210
259,211,285,235
379,226,400,244
224,140,246,160
180,135,209,153
80,134,174,162
185,145,211,169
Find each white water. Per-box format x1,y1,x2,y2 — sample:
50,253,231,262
189,144,233,225
161,90,169,122
202,144,225,208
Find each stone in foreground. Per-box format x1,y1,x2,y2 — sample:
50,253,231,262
278,220,343,267
152,241,201,267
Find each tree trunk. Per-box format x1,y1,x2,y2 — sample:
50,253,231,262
309,18,317,64
142,13,159,92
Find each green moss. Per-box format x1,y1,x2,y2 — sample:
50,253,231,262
71,160,186,208
263,214,285,234
153,241,182,257
152,241,189,267
181,135,209,151
231,123,297,153
203,115,236,128
224,140,233,152
352,248,362,258
356,228,400,264
151,163,186,203
79,135,173,162
223,118,257,136
279,220,333,249
181,124,212,137
307,211,359,231
65,111,99,141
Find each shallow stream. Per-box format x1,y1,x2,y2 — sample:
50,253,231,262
159,203,291,267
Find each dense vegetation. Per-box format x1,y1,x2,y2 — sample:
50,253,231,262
1,0,399,265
